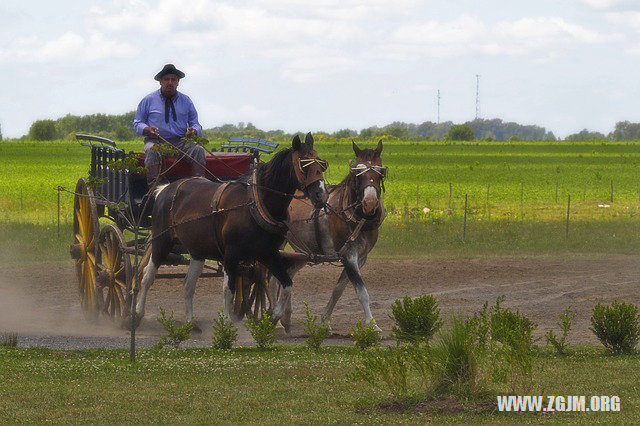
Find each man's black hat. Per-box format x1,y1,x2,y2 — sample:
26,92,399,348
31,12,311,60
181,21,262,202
154,64,185,81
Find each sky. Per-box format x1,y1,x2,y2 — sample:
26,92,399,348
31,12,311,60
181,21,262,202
1,0,640,139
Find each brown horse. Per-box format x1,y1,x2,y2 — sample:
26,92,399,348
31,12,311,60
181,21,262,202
135,133,328,328
269,140,386,331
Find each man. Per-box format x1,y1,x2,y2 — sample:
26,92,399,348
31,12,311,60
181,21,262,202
133,63,206,186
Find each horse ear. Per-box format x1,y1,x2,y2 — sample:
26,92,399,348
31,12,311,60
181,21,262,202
305,132,314,149
292,134,302,151
375,139,383,157
352,140,362,157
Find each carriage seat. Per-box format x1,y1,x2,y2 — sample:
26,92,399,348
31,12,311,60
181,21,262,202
135,151,253,180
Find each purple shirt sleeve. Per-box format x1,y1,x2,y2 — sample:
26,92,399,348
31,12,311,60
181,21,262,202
133,96,150,135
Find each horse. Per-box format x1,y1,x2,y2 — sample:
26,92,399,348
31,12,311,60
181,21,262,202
135,133,329,329
269,140,386,331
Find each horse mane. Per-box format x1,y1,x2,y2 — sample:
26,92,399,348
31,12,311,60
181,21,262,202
258,147,295,189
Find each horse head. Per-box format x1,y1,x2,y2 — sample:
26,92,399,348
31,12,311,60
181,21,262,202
350,140,386,217
292,132,329,208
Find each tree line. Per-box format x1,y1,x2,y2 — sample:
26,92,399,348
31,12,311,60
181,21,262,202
7,112,640,141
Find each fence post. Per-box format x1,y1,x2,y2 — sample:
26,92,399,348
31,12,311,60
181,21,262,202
566,194,571,239
449,182,452,210
416,183,419,209
57,187,61,239
486,183,490,219
520,182,524,220
610,179,614,203
463,193,468,242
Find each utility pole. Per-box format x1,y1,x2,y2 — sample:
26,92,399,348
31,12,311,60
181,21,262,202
475,74,480,120
437,89,441,124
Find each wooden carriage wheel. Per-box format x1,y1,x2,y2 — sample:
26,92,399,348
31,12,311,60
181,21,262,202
96,224,132,319
69,178,100,314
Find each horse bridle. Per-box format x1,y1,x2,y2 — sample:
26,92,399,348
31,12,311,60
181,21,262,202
350,161,387,195
292,150,328,191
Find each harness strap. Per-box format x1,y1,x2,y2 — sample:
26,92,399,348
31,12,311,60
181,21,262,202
249,169,289,235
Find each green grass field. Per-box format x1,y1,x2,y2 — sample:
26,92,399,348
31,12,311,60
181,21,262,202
0,345,637,424
1,138,640,256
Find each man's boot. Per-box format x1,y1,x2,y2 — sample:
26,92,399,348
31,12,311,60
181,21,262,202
192,162,206,178
146,164,168,188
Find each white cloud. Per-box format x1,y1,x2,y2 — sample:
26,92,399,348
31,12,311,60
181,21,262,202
606,11,640,29
0,31,138,64
581,0,624,9
384,16,607,59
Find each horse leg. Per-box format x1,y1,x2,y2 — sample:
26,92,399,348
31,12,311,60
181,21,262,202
267,259,305,332
222,257,241,322
342,252,381,332
135,258,159,326
184,258,205,333
267,254,294,331
322,269,349,328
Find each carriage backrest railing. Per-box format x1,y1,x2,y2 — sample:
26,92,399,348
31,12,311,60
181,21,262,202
221,137,279,159
76,134,130,208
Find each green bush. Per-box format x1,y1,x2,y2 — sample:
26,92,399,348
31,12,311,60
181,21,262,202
302,302,331,352
211,309,238,350
545,307,576,355
467,296,536,350
352,347,410,398
351,320,382,350
590,301,640,354
390,295,442,344
245,313,277,350
432,318,480,395
154,308,193,349
465,297,537,394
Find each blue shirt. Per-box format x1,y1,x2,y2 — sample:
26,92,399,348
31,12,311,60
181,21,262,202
133,89,202,138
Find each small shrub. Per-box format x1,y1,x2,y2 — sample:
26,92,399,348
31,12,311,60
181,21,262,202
545,307,575,355
352,347,410,398
245,313,277,350
1,333,18,348
154,308,193,349
590,301,640,354
390,295,443,344
466,297,537,394
467,296,536,350
302,302,331,352
211,309,238,350
351,320,382,350
432,318,479,395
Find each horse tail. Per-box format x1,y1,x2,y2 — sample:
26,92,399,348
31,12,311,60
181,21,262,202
153,183,169,198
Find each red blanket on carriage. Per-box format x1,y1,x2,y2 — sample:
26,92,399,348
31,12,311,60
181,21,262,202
136,152,253,179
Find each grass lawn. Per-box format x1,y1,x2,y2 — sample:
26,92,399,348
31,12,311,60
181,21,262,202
0,345,637,424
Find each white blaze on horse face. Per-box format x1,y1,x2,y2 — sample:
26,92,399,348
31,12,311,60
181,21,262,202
362,185,379,215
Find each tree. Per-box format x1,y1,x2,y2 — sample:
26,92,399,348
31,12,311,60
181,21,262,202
0,122,3,141
333,128,357,138
565,129,607,141
610,121,640,140
29,120,58,140
446,124,475,141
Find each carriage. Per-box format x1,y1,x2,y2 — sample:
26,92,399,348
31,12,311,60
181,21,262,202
69,133,278,322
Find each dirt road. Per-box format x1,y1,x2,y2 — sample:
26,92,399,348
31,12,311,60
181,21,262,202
1,256,638,347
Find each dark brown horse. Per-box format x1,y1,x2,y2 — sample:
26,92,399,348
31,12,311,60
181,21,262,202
135,133,328,327
269,140,386,331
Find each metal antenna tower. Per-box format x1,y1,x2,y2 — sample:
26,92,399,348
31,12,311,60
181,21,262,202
437,89,440,124
475,74,480,120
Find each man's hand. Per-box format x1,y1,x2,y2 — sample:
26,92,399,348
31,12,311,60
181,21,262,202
143,126,160,136
185,127,197,138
